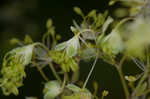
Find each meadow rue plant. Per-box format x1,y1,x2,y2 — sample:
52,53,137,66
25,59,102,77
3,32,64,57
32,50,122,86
1,0,150,99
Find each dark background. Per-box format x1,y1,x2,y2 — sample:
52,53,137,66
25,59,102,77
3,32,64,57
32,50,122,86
0,0,142,99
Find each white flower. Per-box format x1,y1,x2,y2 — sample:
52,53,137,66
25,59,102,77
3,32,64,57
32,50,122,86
55,36,80,57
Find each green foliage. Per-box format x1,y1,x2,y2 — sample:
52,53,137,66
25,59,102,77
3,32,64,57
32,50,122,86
1,0,150,99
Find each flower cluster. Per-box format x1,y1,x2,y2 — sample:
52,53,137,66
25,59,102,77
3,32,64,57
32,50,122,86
0,44,34,95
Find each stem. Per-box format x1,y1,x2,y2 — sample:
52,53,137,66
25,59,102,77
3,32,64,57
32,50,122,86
48,62,62,83
115,56,130,99
61,73,67,91
82,56,98,89
117,67,130,99
32,62,49,81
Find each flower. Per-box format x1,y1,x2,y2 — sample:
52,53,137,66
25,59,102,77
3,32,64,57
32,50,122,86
0,44,34,95
55,36,80,57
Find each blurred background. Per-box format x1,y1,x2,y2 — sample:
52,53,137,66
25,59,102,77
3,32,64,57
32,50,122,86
0,0,142,99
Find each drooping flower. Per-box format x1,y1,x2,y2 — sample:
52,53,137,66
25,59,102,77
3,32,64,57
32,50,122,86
43,81,62,99
55,36,80,57
0,44,34,95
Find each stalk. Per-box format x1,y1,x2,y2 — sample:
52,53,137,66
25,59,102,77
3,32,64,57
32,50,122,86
115,56,130,99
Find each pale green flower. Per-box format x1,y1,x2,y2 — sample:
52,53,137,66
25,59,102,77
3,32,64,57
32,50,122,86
55,36,80,57
43,81,61,99
0,44,34,95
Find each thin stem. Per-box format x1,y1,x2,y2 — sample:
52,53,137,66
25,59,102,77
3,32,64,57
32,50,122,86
115,56,130,99
117,67,130,99
48,62,62,83
82,56,98,89
61,73,67,91
32,62,49,81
